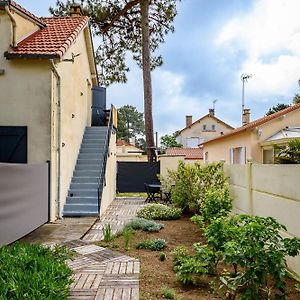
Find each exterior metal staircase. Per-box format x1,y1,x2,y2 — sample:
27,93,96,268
63,126,108,217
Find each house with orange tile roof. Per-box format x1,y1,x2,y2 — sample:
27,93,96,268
165,147,203,161
175,109,234,148
116,139,147,161
0,1,116,220
203,104,300,164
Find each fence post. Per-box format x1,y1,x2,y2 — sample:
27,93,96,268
246,158,253,216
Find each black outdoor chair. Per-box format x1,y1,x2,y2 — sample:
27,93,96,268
144,183,162,203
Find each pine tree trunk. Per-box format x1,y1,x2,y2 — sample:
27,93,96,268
140,0,156,161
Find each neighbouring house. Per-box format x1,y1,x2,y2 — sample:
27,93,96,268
0,1,116,222
165,147,203,162
175,109,234,148
116,139,147,162
203,104,300,164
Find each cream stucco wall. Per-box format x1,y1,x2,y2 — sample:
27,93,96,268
100,130,117,215
225,163,300,274
1,10,96,220
54,27,95,217
176,115,233,147
0,11,51,164
204,108,300,164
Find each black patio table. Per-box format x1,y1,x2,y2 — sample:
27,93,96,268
144,183,162,203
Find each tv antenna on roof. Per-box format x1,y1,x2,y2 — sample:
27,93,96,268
212,99,218,111
241,73,252,124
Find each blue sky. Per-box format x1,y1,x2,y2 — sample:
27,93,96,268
18,0,300,136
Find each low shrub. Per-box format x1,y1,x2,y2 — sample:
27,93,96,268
122,228,133,251
136,238,166,251
159,252,167,261
159,286,177,299
137,204,181,220
124,218,164,232
0,243,73,299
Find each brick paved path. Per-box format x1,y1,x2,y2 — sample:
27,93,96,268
83,198,145,242
64,198,145,300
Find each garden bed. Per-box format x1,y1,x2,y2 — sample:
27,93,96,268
98,215,299,300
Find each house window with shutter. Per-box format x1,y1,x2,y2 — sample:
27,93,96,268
229,147,246,164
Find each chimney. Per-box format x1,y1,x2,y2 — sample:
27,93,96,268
186,115,193,127
242,108,250,125
69,4,83,17
209,109,215,116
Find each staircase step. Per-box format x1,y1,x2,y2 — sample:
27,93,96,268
63,203,98,214
72,177,99,183
63,211,99,217
75,164,102,171
68,189,99,197
85,127,107,131
81,143,104,149
77,159,103,165
66,196,98,205
73,170,100,177
83,139,106,144
78,154,102,159
70,183,98,190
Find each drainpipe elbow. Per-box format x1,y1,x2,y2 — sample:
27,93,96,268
4,2,17,48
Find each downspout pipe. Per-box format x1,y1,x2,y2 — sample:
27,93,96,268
50,59,62,219
4,1,17,47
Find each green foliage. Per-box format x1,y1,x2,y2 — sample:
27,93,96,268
117,105,145,143
102,223,113,242
275,139,300,164
0,243,73,299
159,286,177,299
159,252,167,261
168,161,229,213
191,185,232,227
137,203,182,220
124,218,164,232
265,103,290,116
293,94,300,104
204,215,300,299
136,239,166,251
50,0,179,86
160,134,182,150
122,228,133,251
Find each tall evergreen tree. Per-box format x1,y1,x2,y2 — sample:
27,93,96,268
50,0,179,161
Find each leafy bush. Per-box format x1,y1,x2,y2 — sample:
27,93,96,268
124,218,164,232
275,138,300,164
137,204,181,220
0,243,73,299
136,238,166,251
204,215,300,299
168,161,229,213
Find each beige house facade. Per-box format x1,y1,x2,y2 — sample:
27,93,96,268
0,2,115,221
175,109,234,148
203,104,300,164
116,139,147,162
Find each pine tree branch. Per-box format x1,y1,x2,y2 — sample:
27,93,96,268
101,0,140,33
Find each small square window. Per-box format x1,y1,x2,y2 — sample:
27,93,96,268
203,124,207,131
212,124,216,131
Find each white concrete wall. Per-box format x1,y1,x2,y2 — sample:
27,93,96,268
100,130,117,215
225,163,300,274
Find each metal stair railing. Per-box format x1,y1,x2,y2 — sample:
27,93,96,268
97,104,115,214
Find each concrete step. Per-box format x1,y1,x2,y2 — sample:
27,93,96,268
65,196,98,205
75,164,102,171
78,153,102,159
81,143,105,149
77,159,103,165
63,210,99,217
82,140,106,145
72,177,99,183
85,126,107,132
84,132,106,137
68,189,99,197
73,170,100,177
70,183,98,190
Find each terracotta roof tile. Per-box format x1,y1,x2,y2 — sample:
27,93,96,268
203,103,300,144
166,148,203,160
116,139,134,147
10,1,46,26
5,16,89,59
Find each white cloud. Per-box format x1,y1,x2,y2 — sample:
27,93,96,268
216,0,300,99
